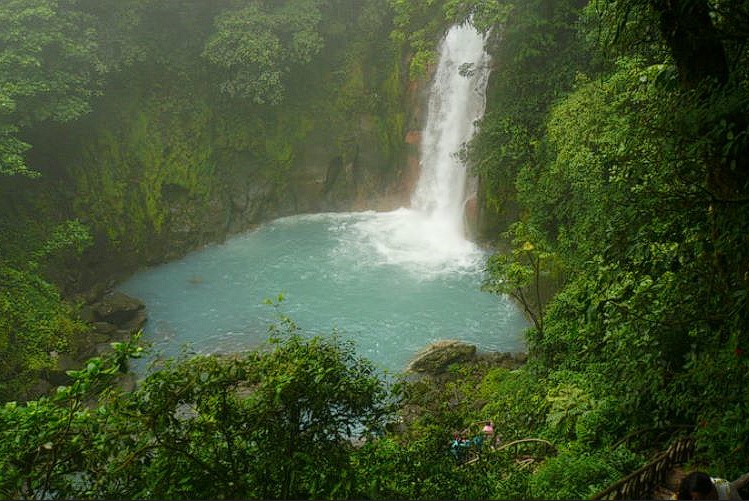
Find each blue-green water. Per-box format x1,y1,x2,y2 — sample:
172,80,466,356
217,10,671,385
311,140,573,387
118,210,528,374
118,23,528,375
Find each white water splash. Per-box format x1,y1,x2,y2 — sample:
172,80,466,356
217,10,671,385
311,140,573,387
350,23,492,274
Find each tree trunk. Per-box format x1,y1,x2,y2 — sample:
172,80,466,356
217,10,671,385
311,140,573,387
652,0,748,201
653,0,728,88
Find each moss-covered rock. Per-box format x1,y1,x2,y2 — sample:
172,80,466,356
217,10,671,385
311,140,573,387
406,340,478,374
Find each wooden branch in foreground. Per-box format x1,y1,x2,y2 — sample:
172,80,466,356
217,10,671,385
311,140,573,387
495,438,556,455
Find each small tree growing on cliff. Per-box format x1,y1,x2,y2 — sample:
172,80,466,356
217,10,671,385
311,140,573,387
483,222,564,342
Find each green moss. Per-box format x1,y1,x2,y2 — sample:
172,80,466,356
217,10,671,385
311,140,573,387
375,58,407,162
71,83,217,248
60,13,409,254
0,266,87,399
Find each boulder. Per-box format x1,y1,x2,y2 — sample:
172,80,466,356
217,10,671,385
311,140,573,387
407,340,477,373
92,321,117,335
476,351,528,369
44,353,79,387
79,305,97,323
92,291,145,326
95,342,115,356
25,379,53,400
119,308,147,333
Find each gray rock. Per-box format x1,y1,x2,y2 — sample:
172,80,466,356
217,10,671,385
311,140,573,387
92,291,145,326
407,340,477,373
95,342,115,356
119,308,147,332
26,379,53,399
79,305,97,323
92,321,117,335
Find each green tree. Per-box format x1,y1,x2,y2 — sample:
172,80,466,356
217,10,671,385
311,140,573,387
466,0,592,236
0,266,87,400
0,336,143,499
203,0,329,105
591,0,729,88
0,219,92,401
506,10,749,474
589,0,749,199
128,332,393,499
0,0,103,176
0,329,394,499
483,221,564,340
0,0,101,399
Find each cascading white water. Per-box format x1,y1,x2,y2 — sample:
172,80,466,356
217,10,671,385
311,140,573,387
412,23,492,230
349,22,492,274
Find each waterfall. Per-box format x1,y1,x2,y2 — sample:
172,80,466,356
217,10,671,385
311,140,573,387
412,22,492,238
346,22,492,275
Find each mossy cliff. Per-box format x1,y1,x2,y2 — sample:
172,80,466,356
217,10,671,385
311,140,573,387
8,36,420,294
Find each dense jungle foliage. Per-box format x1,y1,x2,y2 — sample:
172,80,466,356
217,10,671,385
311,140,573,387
1,0,748,499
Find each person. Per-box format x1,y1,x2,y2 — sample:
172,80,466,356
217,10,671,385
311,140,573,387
450,435,472,461
482,420,494,436
677,471,742,500
450,430,486,463
481,420,498,448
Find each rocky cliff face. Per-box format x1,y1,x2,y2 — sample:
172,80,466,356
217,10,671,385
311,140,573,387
37,78,429,296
